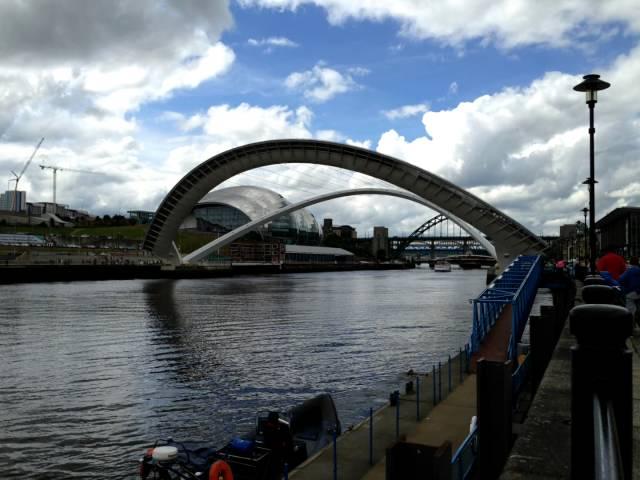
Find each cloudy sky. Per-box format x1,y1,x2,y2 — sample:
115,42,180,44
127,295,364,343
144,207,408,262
1,0,639,237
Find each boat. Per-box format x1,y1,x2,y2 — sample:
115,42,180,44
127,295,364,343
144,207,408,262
139,393,341,480
434,260,452,272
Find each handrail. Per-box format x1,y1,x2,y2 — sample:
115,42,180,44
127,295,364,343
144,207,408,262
593,394,624,480
569,303,632,479
508,255,542,359
470,255,542,356
451,424,478,480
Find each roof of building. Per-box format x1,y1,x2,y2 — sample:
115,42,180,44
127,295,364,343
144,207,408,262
596,207,640,228
285,244,354,256
196,186,319,232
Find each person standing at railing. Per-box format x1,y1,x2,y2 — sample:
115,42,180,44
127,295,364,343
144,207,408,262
619,256,640,328
596,246,626,280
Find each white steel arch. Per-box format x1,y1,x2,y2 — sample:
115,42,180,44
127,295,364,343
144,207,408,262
143,139,546,267
182,187,496,264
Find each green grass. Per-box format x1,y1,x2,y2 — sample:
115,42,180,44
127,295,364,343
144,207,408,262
175,231,218,254
0,225,220,255
70,225,148,239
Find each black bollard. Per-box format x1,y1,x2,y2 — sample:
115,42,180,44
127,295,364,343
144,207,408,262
584,275,608,286
582,284,621,305
476,358,512,480
570,304,632,479
529,313,554,393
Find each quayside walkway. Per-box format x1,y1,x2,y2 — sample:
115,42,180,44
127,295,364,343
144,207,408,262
290,351,473,479
360,375,476,479
291,255,544,479
501,280,640,479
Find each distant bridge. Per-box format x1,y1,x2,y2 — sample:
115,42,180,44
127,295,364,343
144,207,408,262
418,254,497,269
390,214,491,258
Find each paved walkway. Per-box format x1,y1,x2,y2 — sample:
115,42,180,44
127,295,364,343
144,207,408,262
290,354,472,479
502,283,640,479
361,375,476,479
291,289,524,479
291,287,547,479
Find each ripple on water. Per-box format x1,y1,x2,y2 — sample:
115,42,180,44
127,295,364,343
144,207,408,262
0,269,484,478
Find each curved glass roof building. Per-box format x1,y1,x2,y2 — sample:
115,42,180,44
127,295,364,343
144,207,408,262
185,186,321,245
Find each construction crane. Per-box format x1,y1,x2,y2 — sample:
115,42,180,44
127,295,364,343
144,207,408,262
39,164,104,205
8,137,44,212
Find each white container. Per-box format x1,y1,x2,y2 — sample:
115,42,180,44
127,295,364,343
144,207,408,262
152,446,178,462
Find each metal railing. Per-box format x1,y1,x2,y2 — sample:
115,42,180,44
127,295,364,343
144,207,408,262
332,347,473,477
451,424,478,480
593,394,624,480
570,302,632,479
470,255,542,361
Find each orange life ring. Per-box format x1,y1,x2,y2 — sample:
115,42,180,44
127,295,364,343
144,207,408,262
209,460,234,480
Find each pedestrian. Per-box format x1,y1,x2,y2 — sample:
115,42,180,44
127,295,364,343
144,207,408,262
555,258,567,270
596,245,627,280
619,256,640,324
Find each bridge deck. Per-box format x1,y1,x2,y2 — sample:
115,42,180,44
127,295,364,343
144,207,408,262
471,304,513,370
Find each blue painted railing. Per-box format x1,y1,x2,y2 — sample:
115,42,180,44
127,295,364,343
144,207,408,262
451,424,478,480
470,255,542,362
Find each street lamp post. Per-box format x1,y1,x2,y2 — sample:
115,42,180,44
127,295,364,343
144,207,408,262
573,74,610,275
581,207,589,262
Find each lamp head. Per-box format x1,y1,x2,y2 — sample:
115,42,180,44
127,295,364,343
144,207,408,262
573,74,610,103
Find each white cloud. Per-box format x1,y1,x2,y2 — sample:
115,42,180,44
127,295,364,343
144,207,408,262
89,42,235,115
248,36,299,48
345,139,372,150
161,103,314,175
0,1,232,66
3,0,640,239
315,130,371,149
239,0,640,49
373,45,640,234
382,103,430,120
0,1,235,214
449,81,458,94
285,64,361,102
348,66,370,76
202,103,312,143
159,112,208,133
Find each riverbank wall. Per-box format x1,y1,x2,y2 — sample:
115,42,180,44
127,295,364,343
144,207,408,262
0,262,414,284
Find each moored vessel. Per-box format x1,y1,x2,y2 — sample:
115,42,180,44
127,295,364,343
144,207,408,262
139,393,341,479
434,260,452,272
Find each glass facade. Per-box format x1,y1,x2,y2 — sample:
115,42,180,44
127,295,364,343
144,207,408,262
192,186,321,244
194,204,252,232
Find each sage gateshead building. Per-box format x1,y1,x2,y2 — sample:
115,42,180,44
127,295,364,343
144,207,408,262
180,186,321,245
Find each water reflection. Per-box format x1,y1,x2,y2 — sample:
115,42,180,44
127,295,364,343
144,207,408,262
144,279,224,385
1,269,484,478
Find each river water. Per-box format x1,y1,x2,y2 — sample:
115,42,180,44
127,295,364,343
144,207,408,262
0,267,485,479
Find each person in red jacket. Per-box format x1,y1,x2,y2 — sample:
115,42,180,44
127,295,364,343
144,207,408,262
596,246,627,280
